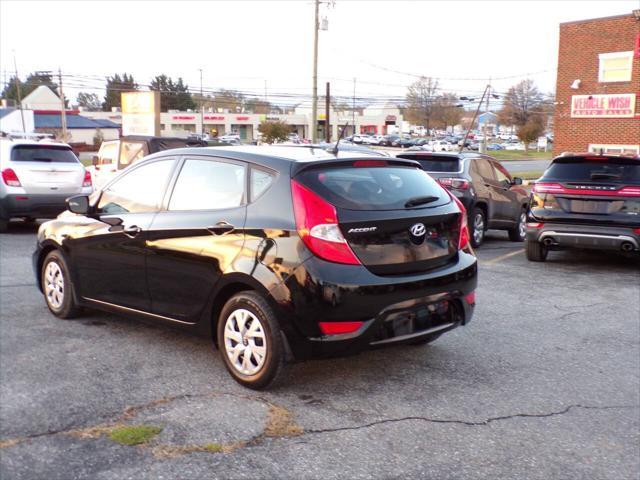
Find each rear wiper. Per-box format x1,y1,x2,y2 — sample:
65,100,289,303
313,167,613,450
591,172,621,180
404,195,439,208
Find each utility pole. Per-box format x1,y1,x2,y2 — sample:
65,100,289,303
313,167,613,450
264,80,268,103
57,68,67,141
311,0,319,143
325,82,331,143
481,80,491,154
458,85,489,154
199,69,204,136
12,52,26,133
352,77,356,136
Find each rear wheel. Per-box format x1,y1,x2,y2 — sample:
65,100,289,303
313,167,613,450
508,210,527,242
41,250,81,318
470,207,486,248
525,240,548,262
217,291,285,390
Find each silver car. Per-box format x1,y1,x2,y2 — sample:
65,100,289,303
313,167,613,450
0,140,92,232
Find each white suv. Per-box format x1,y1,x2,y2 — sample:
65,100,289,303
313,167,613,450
0,140,92,232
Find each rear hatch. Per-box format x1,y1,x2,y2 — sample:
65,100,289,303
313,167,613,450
10,145,85,194
531,155,640,226
293,159,462,275
396,153,463,182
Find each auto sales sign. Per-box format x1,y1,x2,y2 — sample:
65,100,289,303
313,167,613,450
571,94,636,118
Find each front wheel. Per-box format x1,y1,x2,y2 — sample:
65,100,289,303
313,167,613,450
525,240,548,262
41,251,81,318
470,207,486,248
508,210,527,242
217,291,285,390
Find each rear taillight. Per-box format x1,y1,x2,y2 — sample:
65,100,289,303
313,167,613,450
291,180,361,265
1,168,21,187
532,182,564,194
319,321,364,335
438,177,470,190
633,227,640,234
464,291,476,305
533,182,640,197
447,193,470,250
83,170,92,188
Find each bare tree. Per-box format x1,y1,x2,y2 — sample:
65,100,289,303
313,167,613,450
498,80,550,151
432,93,463,131
404,77,439,131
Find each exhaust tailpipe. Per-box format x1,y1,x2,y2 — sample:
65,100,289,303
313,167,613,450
621,242,634,252
542,237,555,247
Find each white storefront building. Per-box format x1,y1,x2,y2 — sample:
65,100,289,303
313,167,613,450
81,103,403,142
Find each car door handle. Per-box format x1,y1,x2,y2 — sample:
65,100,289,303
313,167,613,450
207,221,235,235
123,225,142,238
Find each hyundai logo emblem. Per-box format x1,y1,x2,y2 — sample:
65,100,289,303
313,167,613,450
410,223,426,237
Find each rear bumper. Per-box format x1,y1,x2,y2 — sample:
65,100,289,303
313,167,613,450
526,223,640,252
0,193,74,219
279,251,477,360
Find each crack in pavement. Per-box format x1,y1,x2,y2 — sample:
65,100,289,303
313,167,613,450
304,404,639,435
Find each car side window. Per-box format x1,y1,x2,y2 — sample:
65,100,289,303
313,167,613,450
492,161,512,185
169,158,245,211
250,168,275,202
97,159,174,214
474,159,496,181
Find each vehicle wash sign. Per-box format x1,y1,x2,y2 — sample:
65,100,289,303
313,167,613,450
570,94,636,118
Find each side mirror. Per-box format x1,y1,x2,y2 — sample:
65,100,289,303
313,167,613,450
512,177,523,185
66,195,90,215
92,155,99,166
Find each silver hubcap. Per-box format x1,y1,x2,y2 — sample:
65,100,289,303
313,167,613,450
44,261,64,309
518,212,526,238
473,213,484,244
223,309,267,376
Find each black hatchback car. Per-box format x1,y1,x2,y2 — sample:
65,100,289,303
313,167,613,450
526,153,640,261
397,152,529,247
34,146,477,389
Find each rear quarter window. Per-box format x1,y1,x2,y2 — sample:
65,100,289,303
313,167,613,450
10,145,79,163
296,164,449,211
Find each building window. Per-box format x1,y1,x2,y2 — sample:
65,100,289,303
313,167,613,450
598,51,633,82
588,144,639,155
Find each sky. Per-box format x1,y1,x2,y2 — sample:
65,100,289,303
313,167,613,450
1,0,637,107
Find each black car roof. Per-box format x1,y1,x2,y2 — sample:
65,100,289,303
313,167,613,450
141,145,419,174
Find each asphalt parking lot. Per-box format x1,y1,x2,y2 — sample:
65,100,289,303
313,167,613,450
1,221,638,480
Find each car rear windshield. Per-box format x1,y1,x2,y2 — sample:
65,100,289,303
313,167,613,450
295,164,449,210
397,155,460,172
10,145,79,163
543,158,640,184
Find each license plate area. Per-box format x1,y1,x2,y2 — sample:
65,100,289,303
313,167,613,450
565,199,623,214
374,300,452,341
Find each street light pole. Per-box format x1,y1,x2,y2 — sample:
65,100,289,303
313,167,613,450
58,68,67,141
311,0,319,143
199,69,204,136
12,52,26,133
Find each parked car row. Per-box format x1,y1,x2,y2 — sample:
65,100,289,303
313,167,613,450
5,136,636,390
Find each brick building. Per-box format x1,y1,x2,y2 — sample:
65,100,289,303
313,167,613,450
554,12,640,155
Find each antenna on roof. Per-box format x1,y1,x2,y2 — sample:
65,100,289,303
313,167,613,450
329,122,348,155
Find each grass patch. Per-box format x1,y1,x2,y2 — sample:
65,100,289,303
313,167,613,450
108,425,162,446
264,405,303,437
490,150,553,161
514,170,544,180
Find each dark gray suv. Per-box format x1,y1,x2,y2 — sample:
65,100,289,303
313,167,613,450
397,152,530,247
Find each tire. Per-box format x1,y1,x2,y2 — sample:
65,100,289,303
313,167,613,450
508,210,527,242
0,218,8,233
470,207,486,248
525,240,548,262
217,291,285,390
41,250,81,319
409,333,441,346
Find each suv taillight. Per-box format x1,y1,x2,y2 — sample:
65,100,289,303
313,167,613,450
1,168,21,187
291,180,361,265
438,177,470,190
447,193,470,250
83,169,92,188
